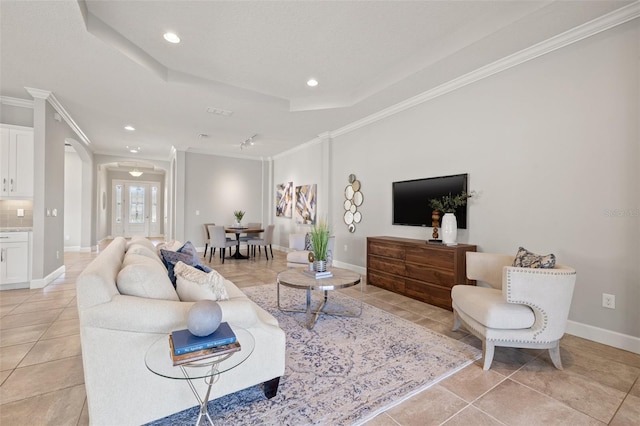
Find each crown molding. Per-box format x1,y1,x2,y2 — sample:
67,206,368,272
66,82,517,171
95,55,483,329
272,136,323,160
331,2,640,138
0,96,34,109
25,87,92,147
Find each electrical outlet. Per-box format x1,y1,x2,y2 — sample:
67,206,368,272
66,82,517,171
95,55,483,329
602,293,615,309
344,244,348,252
56,250,60,260
17,208,24,217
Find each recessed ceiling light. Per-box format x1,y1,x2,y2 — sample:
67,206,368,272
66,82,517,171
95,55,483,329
124,125,135,131
307,79,319,87
126,146,141,154
163,32,180,44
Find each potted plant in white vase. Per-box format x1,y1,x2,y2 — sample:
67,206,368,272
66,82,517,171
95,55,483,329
233,210,245,227
429,192,473,245
308,220,330,272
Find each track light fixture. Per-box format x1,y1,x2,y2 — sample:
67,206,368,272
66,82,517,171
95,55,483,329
240,134,258,150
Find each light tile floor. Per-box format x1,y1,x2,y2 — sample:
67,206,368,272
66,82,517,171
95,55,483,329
0,243,638,425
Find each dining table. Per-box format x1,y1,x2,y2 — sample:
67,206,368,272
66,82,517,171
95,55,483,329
224,226,264,259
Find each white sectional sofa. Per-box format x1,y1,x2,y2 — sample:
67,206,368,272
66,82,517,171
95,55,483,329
76,237,286,425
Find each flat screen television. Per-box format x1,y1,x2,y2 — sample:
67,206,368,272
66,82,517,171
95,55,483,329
392,173,468,228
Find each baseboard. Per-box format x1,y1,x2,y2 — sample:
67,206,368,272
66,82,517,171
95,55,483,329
30,265,65,289
64,246,81,252
331,260,366,276
566,320,640,355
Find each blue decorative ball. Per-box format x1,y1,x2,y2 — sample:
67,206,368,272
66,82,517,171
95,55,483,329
187,300,222,336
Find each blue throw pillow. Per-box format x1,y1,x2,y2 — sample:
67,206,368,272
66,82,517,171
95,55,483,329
160,241,206,287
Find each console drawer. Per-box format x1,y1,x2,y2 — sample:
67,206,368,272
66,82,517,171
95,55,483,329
367,271,406,293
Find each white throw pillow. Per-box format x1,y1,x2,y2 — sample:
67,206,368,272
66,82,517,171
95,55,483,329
117,260,179,301
174,261,229,302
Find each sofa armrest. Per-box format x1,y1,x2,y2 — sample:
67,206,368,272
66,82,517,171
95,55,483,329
80,294,192,333
80,294,264,334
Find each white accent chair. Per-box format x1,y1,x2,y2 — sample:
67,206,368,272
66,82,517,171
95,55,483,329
451,252,576,370
286,233,335,267
248,224,275,259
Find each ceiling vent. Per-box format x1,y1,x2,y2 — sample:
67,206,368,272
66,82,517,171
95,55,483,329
206,107,233,117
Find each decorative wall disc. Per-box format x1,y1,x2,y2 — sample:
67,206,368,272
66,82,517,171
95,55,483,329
344,174,363,232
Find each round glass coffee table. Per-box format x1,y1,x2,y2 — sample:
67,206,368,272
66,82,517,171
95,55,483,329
145,327,255,425
276,267,362,329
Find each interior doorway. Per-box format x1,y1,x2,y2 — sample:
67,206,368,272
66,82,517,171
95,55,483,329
111,180,161,237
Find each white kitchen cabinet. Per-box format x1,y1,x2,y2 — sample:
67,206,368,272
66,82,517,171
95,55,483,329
0,124,34,198
0,232,30,287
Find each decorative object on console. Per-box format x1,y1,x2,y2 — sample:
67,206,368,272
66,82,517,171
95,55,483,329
512,246,556,268
309,220,330,272
343,174,363,233
187,300,223,337
429,191,474,245
275,182,293,218
430,210,441,242
233,210,245,227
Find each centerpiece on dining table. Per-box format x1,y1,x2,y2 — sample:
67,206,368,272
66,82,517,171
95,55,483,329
233,210,245,228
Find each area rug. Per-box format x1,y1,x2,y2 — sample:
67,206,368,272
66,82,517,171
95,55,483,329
147,284,481,425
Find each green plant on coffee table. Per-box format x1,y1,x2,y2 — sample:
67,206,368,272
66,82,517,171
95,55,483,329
233,210,245,222
309,220,330,261
429,191,472,214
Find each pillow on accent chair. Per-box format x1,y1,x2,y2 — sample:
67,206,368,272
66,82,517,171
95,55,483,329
512,246,556,268
174,261,229,302
304,233,313,251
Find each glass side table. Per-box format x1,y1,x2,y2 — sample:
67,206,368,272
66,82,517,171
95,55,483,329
145,327,255,425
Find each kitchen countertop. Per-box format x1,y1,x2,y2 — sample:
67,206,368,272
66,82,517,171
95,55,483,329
0,227,33,232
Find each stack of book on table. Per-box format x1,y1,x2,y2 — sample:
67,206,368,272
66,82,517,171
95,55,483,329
169,322,240,366
302,270,333,279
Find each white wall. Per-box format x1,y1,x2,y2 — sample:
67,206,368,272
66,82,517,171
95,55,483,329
183,152,265,248
64,148,82,249
275,20,639,343
272,140,327,247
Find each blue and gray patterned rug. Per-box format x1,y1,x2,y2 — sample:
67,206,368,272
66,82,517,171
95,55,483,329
147,284,481,425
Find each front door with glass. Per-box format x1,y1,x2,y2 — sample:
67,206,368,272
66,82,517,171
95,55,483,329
112,180,161,237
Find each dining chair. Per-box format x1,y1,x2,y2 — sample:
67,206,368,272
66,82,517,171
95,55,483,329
202,223,215,259
208,225,236,263
239,222,262,256
248,224,275,260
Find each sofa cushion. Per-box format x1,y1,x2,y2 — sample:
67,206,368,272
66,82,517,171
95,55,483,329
155,239,183,256
174,261,229,302
127,236,156,251
451,285,535,329
117,258,179,301
126,244,164,265
512,246,556,269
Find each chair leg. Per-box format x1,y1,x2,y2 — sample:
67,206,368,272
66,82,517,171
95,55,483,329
548,341,563,369
452,310,461,331
265,245,269,260
221,248,226,264
481,341,495,371
203,244,208,258
209,247,213,263
270,245,273,258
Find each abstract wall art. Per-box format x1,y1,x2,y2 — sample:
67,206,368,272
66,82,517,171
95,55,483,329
294,184,317,224
276,182,293,217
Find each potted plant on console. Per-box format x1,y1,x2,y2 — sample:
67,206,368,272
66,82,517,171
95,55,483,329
429,192,472,245
308,220,330,272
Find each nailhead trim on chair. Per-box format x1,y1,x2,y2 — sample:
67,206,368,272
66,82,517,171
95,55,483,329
505,268,575,342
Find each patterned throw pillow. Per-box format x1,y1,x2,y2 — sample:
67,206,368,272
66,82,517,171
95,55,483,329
174,261,229,302
512,247,556,268
160,241,211,287
304,233,313,251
